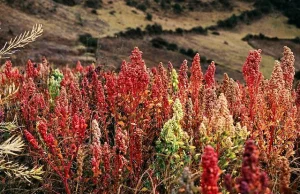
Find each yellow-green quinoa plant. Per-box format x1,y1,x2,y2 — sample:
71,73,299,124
49,68,63,101
155,98,191,192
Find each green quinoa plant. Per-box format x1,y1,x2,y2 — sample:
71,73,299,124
154,98,192,192
49,68,63,101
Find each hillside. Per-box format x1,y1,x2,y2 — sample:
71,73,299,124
0,0,300,80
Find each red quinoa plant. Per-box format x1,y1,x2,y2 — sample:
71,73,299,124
0,46,299,193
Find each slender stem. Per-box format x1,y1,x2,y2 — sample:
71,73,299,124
63,178,71,194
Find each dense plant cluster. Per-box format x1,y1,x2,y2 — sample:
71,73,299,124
0,46,299,193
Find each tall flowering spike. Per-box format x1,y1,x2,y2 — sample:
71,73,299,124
237,140,271,194
55,86,69,131
280,46,295,90
155,98,190,186
91,143,101,179
104,72,117,113
217,93,232,124
24,130,41,150
158,62,169,89
151,67,162,100
204,61,216,88
117,47,150,102
276,156,291,193
203,87,217,119
242,49,262,88
151,67,165,128
102,142,111,187
114,127,128,155
222,74,242,117
178,60,189,105
38,120,57,153
91,120,102,180
25,60,39,78
221,73,230,94
3,61,13,79
173,98,184,120
158,62,171,119
130,127,143,175
242,49,263,133
128,47,150,93
21,77,37,98
92,72,107,120
183,98,194,136
168,61,174,73
201,145,220,194
71,114,87,143
113,127,128,179
75,61,83,73
130,47,143,65
190,53,203,101
91,120,101,144
118,60,130,95
76,146,85,180
269,61,285,96
3,60,21,84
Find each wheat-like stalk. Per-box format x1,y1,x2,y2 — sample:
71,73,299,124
0,160,44,182
0,122,18,132
0,135,24,156
0,24,43,59
0,135,44,181
0,82,19,105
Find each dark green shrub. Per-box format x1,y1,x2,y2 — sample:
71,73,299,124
146,13,152,21
242,34,253,41
126,0,138,6
212,31,220,35
85,0,102,9
167,43,178,51
190,26,207,34
186,48,195,57
79,33,98,48
126,28,144,38
179,48,186,55
146,24,163,35
175,28,184,35
173,3,183,14
53,0,82,6
217,14,238,28
292,37,300,44
254,0,273,12
137,3,147,11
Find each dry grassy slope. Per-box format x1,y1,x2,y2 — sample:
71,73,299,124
0,0,300,80
157,12,300,79
98,0,254,32
0,0,253,65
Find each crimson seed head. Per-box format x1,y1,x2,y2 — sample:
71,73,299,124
24,130,40,150
201,145,220,194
